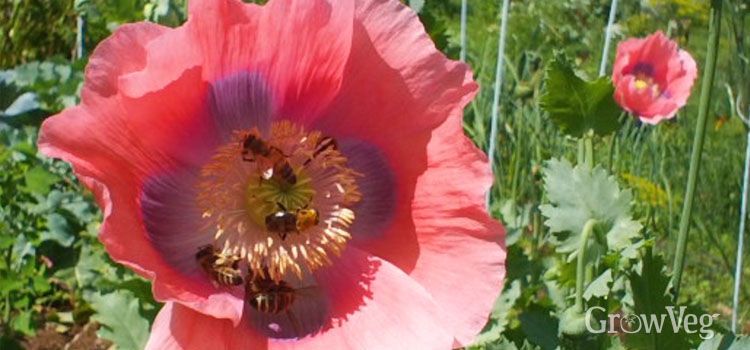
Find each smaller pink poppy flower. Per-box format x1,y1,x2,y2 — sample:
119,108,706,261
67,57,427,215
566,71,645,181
612,31,698,124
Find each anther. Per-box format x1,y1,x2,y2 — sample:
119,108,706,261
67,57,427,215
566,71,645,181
196,121,361,281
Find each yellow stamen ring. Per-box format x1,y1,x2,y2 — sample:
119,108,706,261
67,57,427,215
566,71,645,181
196,121,361,281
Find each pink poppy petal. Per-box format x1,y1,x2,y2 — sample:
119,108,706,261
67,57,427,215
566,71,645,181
614,75,662,118
316,0,476,134
208,71,275,140
254,0,355,123
338,140,397,245
140,169,220,281
320,117,504,347
409,116,507,346
638,112,675,125
187,0,260,74
311,1,502,343
612,38,643,84
635,31,675,83
663,50,698,107
642,100,680,122
39,68,247,323
615,76,678,123
268,247,454,350
313,0,477,272
81,22,167,102
621,81,678,119
186,0,355,122
70,159,246,325
39,67,216,187
118,0,254,98
118,26,202,98
613,77,633,113
148,248,454,350
145,302,267,350
624,78,658,112
118,0,257,98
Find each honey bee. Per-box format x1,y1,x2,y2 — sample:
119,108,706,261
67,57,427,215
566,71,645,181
245,271,298,314
303,136,338,166
240,130,297,185
264,203,320,240
196,245,243,287
245,268,323,337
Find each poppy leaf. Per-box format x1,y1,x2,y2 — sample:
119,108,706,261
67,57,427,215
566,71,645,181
583,268,613,301
1,92,40,119
408,0,425,13
541,52,621,137
539,158,641,262
23,165,60,195
520,309,560,350
10,311,34,336
41,213,74,247
697,333,750,350
90,291,150,350
472,279,522,345
626,252,701,349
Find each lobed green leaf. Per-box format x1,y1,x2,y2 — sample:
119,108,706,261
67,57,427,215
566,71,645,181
540,52,621,137
90,291,151,350
539,158,642,261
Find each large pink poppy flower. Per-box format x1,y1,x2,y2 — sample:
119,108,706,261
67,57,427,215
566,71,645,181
38,0,506,348
612,31,698,124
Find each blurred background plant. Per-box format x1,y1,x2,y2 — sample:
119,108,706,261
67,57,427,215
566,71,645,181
0,0,749,349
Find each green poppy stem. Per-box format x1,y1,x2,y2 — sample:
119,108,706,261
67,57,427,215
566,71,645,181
576,219,598,312
584,132,594,170
577,138,585,165
671,0,723,300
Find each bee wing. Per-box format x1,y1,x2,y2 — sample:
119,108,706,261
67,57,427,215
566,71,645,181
247,285,328,339
294,286,320,295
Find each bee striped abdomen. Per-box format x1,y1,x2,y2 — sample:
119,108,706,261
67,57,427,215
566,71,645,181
215,267,243,286
196,245,243,287
304,136,338,166
246,275,297,314
250,290,296,314
314,136,338,157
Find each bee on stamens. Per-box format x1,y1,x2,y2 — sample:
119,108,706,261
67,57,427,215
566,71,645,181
303,136,338,166
196,245,243,287
240,130,297,185
264,203,320,240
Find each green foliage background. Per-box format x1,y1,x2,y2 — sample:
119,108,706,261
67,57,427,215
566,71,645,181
1,0,749,349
